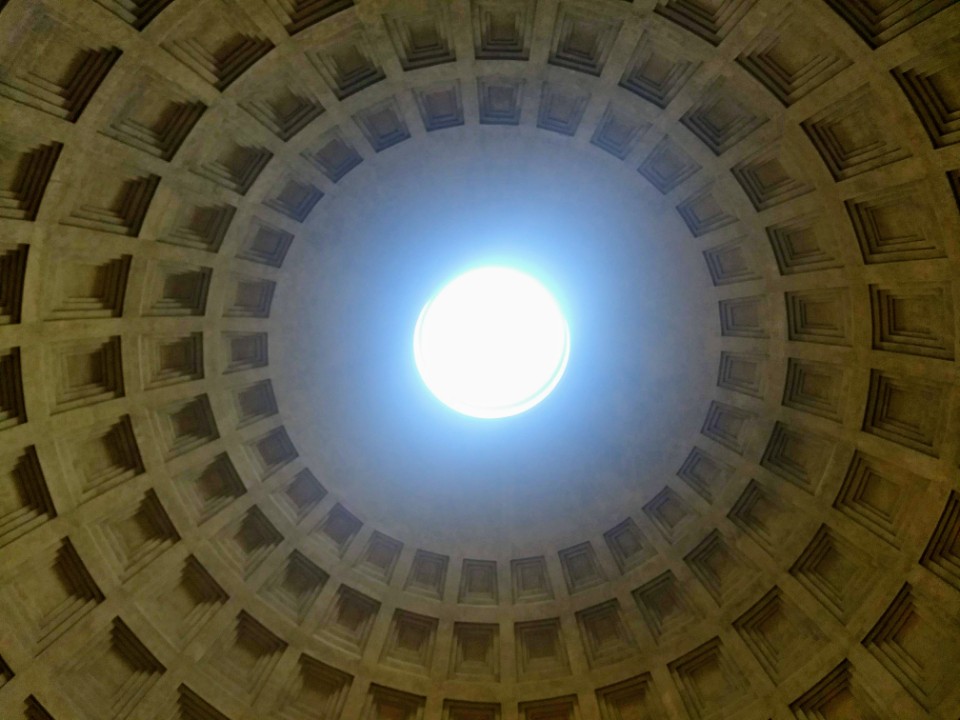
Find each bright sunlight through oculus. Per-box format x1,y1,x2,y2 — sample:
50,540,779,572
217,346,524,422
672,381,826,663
414,267,570,419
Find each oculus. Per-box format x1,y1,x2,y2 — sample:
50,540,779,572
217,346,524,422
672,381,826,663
414,267,570,419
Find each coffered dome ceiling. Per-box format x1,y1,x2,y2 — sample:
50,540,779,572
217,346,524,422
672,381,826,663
0,0,959,718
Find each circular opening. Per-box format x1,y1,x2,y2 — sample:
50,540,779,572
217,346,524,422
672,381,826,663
414,267,570,419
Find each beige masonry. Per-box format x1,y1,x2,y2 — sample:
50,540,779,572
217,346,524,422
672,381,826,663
1,0,960,719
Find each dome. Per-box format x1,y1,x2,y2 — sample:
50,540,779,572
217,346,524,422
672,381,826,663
0,0,958,719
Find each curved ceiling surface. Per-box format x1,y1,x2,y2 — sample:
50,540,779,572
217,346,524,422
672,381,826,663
274,131,715,553
0,0,959,719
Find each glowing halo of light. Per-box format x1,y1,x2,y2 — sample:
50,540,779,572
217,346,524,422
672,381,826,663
414,266,570,419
